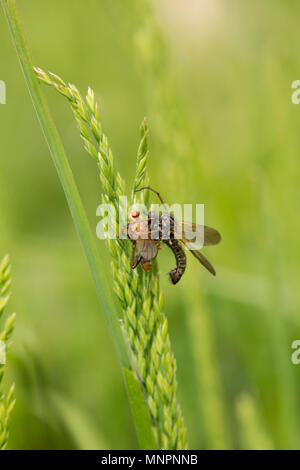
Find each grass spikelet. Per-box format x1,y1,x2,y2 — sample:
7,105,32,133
0,255,16,450
34,67,188,449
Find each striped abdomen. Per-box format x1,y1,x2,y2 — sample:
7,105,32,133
164,239,186,284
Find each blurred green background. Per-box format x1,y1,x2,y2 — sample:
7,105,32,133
1,0,300,449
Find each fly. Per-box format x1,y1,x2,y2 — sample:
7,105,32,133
124,187,221,284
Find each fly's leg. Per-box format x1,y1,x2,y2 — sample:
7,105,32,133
135,186,166,207
131,241,143,269
132,255,143,269
131,241,136,267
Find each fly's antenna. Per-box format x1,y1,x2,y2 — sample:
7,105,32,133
135,186,168,210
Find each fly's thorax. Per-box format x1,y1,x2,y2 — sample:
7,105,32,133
160,213,176,240
147,211,160,240
127,222,139,240
127,218,150,240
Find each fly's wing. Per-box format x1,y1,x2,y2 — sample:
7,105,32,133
137,240,158,261
188,247,216,276
178,236,216,275
175,221,221,247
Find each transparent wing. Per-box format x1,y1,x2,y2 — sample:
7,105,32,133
176,221,221,246
136,240,158,261
187,246,216,276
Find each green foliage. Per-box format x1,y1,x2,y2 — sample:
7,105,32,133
0,255,16,450
2,0,188,449
123,368,157,450
48,389,109,450
34,67,187,449
1,0,300,451
236,394,273,450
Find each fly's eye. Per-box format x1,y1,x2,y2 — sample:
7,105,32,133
130,210,140,218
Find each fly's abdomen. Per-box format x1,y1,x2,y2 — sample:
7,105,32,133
164,239,186,284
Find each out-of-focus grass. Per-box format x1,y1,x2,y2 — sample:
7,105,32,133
1,0,300,449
